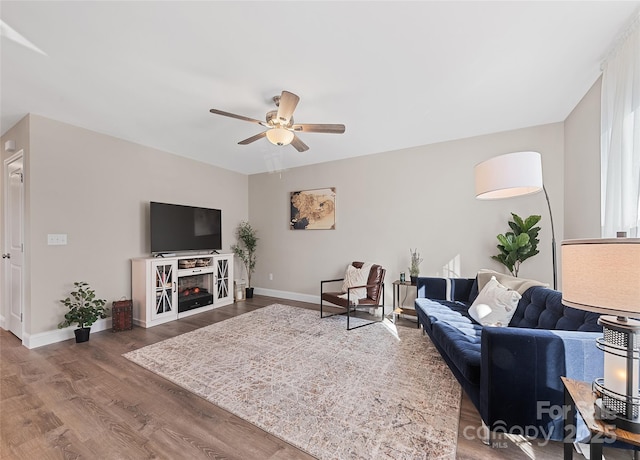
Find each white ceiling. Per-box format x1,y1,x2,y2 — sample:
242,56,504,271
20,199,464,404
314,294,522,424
2,1,639,175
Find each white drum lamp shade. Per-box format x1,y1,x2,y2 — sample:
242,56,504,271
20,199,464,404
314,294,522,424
475,151,543,200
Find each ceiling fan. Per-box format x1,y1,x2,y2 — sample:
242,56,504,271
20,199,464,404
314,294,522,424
209,90,345,152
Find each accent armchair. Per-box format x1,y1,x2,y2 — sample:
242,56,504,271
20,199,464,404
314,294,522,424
320,262,386,330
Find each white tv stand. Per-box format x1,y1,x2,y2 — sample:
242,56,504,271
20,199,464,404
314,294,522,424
131,253,234,328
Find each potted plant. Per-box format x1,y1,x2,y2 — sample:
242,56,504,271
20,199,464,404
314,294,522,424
409,248,423,284
58,281,108,343
231,221,258,299
492,213,541,277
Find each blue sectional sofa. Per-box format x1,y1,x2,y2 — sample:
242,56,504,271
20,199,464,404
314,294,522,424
415,276,604,442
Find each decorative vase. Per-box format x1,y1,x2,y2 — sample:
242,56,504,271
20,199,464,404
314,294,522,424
410,276,417,285
245,287,254,299
74,327,91,343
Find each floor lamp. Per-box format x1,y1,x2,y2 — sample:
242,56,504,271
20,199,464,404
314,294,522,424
474,151,557,290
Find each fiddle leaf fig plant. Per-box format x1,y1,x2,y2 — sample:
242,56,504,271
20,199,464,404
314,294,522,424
491,213,541,277
58,281,108,329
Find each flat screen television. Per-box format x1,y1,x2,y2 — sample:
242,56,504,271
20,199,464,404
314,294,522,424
150,201,222,254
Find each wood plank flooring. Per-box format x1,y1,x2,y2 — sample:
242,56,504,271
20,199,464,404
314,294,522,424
1,296,635,459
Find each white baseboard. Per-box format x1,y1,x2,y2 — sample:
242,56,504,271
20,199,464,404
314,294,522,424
254,287,320,305
0,314,5,330
21,290,309,349
253,288,390,316
23,317,112,349
19,289,390,349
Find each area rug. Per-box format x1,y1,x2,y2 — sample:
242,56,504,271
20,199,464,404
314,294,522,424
123,304,461,459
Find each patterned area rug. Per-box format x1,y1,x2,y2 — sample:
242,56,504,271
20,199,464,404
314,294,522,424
124,304,461,459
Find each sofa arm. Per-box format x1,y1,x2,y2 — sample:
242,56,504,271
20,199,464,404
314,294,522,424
480,327,602,441
416,277,447,300
416,277,475,301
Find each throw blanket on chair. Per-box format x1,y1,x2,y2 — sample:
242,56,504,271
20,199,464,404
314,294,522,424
338,262,373,305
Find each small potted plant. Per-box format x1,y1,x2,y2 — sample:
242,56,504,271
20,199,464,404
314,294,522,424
231,221,258,299
58,281,108,343
409,248,423,284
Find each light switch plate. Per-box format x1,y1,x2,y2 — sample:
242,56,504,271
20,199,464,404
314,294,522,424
47,234,67,245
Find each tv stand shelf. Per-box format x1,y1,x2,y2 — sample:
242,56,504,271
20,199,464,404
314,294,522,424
131,254,233,328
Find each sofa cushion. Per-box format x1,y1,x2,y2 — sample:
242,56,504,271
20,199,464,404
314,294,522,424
468,277,479,304
415,298,473,327
509,286,602,332
415,297,483,385
450,278,475,302
431,320,482,385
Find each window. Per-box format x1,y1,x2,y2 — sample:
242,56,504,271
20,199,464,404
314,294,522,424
601,14,640,238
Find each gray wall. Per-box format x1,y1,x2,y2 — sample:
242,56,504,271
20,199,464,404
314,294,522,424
249,123,565,304
2,115,248,336
564,77,602,239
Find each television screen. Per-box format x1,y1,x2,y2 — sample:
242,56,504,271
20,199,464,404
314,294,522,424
150,202,222,254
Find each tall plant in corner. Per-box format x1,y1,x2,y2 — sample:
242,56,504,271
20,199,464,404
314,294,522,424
492,213,541,277
231,221,258,296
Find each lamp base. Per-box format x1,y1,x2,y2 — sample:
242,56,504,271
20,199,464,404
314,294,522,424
595,397,640,434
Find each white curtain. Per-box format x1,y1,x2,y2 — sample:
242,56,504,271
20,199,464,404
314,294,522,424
601,13,640,238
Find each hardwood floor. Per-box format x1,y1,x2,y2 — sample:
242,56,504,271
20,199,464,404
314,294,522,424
0,296,635,459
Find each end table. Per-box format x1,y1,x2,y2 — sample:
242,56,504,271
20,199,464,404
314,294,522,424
392,280,418,327
562,376,640,460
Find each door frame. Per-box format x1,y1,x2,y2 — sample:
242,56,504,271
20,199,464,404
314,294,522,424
3,150,25,340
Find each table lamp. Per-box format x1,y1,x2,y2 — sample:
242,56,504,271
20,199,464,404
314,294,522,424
562,237,640,432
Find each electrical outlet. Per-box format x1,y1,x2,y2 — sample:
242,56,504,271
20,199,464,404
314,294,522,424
269,273,273,281
47,234,67,245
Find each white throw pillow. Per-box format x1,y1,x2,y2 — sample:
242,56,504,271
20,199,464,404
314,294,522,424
340,263,370,300
468,276,521,327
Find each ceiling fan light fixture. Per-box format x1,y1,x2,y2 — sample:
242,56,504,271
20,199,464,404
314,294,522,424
266,127,294,146
209,90,344,152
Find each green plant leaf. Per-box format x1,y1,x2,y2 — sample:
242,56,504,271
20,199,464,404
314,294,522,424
231,221,259,287
515,233,530,246
524,215,542,230
508,221,520,234
511,213,525,229
58,281,109,329
496,234,509,247
491,213,542,277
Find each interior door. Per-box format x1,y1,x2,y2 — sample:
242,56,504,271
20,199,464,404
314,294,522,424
4,152,24,339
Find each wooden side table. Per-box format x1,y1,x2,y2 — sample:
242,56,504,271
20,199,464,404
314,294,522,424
392,280,418,326
562,377,640,460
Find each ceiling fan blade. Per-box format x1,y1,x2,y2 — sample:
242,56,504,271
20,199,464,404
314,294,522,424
209,108,264,125
290,135,309,152
277,91,300,125
291,124,345,134
238,131,267,145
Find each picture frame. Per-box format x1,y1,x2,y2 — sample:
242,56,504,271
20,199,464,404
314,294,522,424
290,187,336,230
